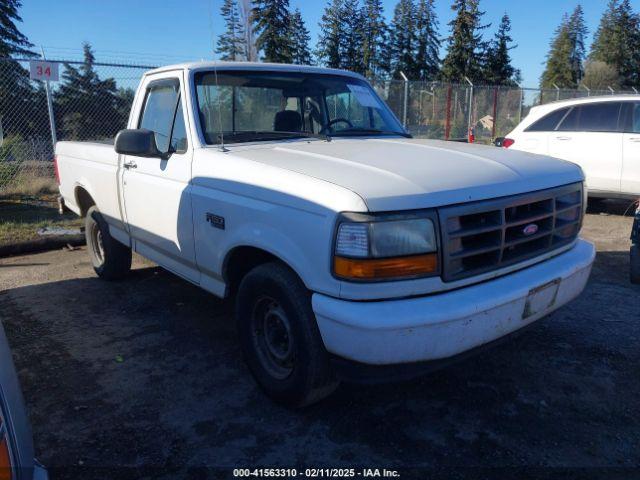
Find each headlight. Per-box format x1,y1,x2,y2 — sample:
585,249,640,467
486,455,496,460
333,213,439,281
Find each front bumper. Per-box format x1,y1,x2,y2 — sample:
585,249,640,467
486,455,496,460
312,239,595,365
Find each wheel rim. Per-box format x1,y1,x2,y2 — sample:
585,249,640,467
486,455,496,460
251,295,295,380
90,222,105,265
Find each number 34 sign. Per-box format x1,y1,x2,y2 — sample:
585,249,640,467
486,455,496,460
29,60,59,82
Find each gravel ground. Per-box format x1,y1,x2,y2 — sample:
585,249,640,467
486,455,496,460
0,202,638,479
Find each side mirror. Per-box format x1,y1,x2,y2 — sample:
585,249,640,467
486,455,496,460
494,137,505,147
115,129,163,158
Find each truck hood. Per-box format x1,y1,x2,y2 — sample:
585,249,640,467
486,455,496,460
229,137,584,211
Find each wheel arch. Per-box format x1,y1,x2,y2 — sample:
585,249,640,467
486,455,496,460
223,245,306,296
74,185,96,217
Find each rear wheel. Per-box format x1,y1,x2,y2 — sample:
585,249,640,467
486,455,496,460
631,245,640,284
236,262,338,407
85,206,132,280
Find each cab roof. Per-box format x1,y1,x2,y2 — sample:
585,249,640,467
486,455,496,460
145,61,367,81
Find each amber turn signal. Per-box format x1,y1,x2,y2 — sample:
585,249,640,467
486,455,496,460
334,253,438,280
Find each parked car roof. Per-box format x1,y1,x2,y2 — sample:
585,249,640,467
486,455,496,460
538,94,640,108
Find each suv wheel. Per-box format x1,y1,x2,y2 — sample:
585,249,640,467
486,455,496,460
85,206,132,280
236,262,338,407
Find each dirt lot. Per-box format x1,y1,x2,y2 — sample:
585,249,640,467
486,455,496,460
0,203,639,479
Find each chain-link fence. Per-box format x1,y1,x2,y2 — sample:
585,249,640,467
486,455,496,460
1,53,639,193
372,79,639,144
0,56,151,192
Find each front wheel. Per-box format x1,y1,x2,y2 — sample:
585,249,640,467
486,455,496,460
236,262,338,407
85,206,132,280
631,245,640,284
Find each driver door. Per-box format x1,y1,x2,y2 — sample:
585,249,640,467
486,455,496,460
121,73,198,282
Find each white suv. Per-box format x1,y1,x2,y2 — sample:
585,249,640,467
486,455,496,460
502,95,640,199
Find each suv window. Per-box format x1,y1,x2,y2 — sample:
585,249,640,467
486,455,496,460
557,102,622,132
625,102,640,133
139,79,188,154
525,107,569,132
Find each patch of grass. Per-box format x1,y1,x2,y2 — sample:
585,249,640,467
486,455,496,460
2,176,58,196
0,196,83,247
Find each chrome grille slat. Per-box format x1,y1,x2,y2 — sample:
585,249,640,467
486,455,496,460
439,183,583,282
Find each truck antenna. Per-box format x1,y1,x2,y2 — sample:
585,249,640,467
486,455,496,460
208,0,228,152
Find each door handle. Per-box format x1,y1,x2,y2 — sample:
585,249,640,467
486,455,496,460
123,161,137,169
555,136,572,141
629,137,640,142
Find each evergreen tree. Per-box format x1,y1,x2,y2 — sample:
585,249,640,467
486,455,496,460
540,15,574,88
567,5,587,85
590,0,640,88
341,0,366,73
361,0,389,78
414,0,440,80
252,0,293,63
484,13,520,85
55,43,123,140
541,8,587,89
0,0,40,139
440,0,490,83
389,0,417,78
290,9,312,65
0,0,33,58
216,0,247,61
317,0,345,68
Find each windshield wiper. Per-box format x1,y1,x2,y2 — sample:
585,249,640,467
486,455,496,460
218,130,331,143
331,128,412,138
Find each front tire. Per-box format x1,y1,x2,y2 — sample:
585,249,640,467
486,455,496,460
631,245,640,284
236,262,338,407
85,206,132,280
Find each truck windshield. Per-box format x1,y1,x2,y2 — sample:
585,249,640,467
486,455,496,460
194,70,408,145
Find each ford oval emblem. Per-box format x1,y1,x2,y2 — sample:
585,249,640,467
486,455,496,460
523,223,539,236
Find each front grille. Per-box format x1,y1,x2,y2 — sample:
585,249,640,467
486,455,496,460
439,183,583,282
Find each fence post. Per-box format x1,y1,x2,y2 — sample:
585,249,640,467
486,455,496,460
553,83,560,101
40,46,57,149
464,76,473,136
399,71,409,128
518,85,524,124
491,87,499,139
444,84,452,141
608,86,615,95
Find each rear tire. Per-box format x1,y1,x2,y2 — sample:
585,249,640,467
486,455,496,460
85,206,132,280
236,262,338,407
631,245,640,284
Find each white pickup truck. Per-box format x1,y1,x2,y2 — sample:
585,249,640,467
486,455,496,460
56,62,595,406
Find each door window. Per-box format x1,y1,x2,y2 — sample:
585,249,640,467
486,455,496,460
629,103,640,133
556,107,579,131
139,79,188,155
170,99,188,153
557,102,622,132
525,107,569,132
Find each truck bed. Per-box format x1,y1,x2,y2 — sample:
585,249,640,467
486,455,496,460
56,140,124,231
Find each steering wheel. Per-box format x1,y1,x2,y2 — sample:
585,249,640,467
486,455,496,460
321,117,354,133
